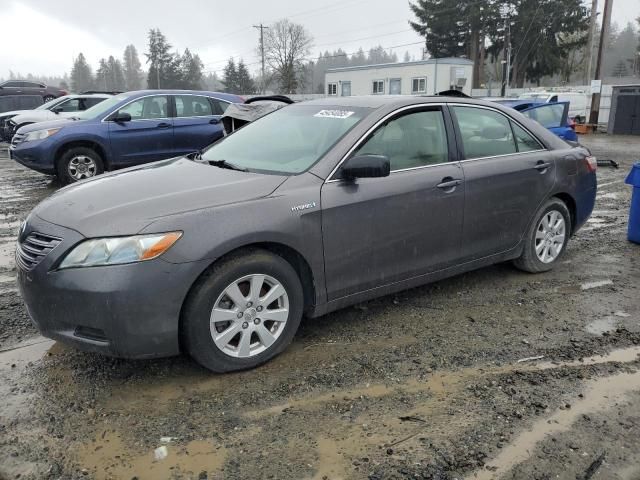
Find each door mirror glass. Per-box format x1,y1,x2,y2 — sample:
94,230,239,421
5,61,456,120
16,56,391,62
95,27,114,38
341,154,390,180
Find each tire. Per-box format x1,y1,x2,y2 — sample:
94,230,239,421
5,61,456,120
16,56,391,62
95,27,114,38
183,249,304,373
43,95,55,102
514,198,571,273
56,146,104,184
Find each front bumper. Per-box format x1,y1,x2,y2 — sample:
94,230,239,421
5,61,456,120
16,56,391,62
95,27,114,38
10,138,56,174
16,216,209,359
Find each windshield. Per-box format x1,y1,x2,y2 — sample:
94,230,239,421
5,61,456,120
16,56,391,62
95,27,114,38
201,104,369,174
37,96,70,110
73,94,128,120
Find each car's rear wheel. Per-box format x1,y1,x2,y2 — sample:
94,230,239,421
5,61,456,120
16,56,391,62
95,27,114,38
514,198,571,273
183,249,304,372
43,95,55,102
56,146,104,184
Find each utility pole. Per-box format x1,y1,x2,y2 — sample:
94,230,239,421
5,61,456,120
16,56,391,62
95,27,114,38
156,62,160,89
585,0,598,84
588,0,613,126
500,2,512,97
253,23,269,94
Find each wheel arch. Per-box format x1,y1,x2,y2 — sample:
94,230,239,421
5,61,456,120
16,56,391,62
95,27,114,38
177,241,317,351
551,192,577,234
54,140,109,173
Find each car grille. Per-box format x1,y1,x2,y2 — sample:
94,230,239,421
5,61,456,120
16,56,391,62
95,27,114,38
11,132,25,146
16,232,62,271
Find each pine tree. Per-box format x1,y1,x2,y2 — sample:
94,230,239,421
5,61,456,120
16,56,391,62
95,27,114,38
222,58,238,94
123,45,142,91
70,53,93,93
181,48,204,90
95,58,109,91
145,28,175,89
236,60,256,94
107,56,125,91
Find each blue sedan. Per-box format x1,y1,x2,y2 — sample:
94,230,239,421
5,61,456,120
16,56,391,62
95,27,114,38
10,90,243,183
491,99,578,142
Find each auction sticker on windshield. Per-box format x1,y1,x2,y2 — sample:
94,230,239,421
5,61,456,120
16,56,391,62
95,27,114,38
314,110,355,119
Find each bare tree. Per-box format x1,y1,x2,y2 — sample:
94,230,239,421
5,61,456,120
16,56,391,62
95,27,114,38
264,19,312,94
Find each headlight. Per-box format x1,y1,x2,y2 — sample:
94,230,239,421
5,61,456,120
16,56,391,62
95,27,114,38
22,128,60,142
58,232,182,269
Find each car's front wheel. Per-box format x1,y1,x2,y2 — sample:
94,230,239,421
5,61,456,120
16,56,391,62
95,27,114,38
56,146,104,184
514,198,571,273
183,249,304,372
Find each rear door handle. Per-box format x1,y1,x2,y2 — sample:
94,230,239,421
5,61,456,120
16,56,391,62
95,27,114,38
157,122,171,129
436,178,462,190
534,161,551,171
209,118,220,125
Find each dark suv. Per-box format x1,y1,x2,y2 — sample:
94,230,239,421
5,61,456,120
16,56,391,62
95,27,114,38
0,80,67,102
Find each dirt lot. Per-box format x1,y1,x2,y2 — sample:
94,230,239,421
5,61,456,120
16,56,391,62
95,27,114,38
0,135,639,480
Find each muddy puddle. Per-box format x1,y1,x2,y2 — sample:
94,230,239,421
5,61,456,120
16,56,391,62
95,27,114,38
471,369,640,480
77,431,227,480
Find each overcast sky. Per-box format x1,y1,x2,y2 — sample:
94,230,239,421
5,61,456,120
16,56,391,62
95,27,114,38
0,0,638,78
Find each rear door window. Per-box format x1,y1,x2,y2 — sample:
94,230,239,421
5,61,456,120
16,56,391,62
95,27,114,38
209,98,230,115
452,106,517,159
511,122,542,152
174,95,215,117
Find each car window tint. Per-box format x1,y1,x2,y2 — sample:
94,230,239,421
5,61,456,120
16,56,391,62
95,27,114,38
56,98,82,112
210,99,229,115
522,104,564,128
174,95,214,117
453,106,517,159
118,96,168,120
83,97,106,109
511,122,542,152
3,81,20,87
353,110,449,170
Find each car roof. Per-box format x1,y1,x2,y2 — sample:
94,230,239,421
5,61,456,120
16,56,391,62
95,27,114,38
300,95,507,110
122,90,242,102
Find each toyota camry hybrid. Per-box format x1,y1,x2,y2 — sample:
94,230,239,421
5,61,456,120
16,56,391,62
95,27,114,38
16,95,597,373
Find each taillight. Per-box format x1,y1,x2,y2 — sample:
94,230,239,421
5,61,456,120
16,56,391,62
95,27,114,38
585,155,597,172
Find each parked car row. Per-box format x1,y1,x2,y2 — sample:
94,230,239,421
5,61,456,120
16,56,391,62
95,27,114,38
9,90,242,183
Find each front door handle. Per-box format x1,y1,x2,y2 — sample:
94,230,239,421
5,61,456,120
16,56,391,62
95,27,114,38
534,161,551,171
157,122,171,129
436,178,462,190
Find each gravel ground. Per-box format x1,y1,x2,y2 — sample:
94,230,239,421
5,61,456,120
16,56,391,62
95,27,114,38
0,135,639,480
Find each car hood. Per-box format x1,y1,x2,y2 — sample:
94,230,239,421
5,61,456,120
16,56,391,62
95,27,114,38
11,111,58,124
32,156,288,237
17,118,81,133
0,109,31,119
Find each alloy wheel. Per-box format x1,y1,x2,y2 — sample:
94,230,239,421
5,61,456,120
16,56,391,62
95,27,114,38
535,210,566,263
210,274,289,358
67,155,97,180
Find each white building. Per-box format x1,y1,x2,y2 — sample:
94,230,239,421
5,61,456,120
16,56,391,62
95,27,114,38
325,58,474,97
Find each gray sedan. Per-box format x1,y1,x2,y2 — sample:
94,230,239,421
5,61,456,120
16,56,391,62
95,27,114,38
16,95,597,372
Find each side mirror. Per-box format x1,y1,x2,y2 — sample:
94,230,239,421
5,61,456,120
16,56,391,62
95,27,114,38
111,111,131,123
53,107,63,114
340,154,390,180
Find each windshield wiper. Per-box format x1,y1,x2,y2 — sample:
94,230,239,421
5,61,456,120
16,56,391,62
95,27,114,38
208,159,249,172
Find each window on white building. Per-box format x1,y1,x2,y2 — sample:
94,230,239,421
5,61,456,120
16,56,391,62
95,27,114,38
327,83,338,95
372,80,385,94
412,77,427,94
